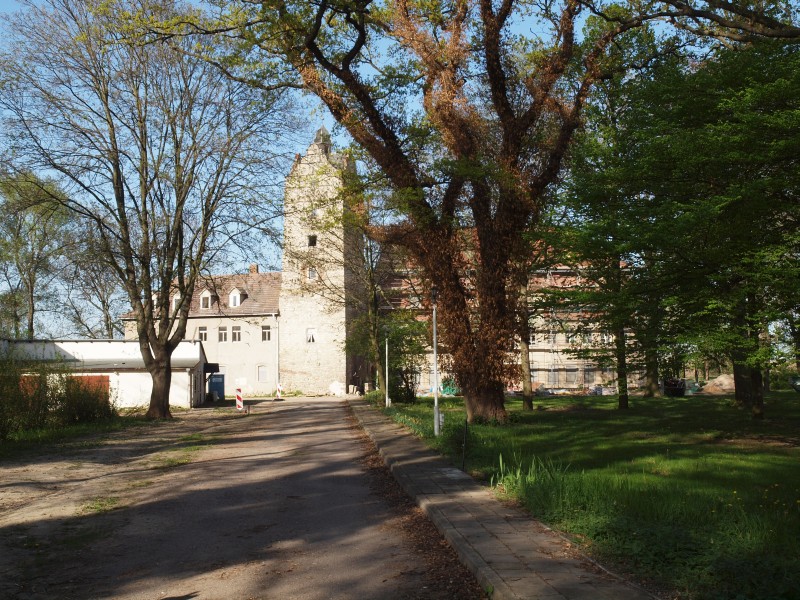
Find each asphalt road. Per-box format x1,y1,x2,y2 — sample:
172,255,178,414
0,398,483,600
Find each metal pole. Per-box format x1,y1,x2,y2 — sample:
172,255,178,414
385,336,391,408
433,302,440,436
275,317,281,399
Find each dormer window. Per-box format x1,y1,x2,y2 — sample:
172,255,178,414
171,294,181,313
200,290,212,310
229,288,242,307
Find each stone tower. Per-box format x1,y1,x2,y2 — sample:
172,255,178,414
278,127,361,394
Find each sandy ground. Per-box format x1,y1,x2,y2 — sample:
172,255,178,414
0,398,485,599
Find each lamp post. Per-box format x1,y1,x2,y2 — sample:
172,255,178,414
275,316,282,400
385,336,391,408
431,285,441,436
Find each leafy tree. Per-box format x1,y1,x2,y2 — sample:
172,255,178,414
568,41,800,417
0,0,293,418
189,0,800,423
0,173,73,339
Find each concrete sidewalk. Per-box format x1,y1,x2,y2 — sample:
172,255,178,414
348,399,656,600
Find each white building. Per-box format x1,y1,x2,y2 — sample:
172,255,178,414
1,339,207,408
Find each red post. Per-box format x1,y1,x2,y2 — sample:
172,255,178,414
236,388,243,411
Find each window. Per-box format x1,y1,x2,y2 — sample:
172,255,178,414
232,325,241,342
229,292,240,307
218,326,228,342
306,328,317,343
198,326,207,342
565,367,578,385
547,368,559,385
200,292,211,309
261,325,271,342
172,295,181,313
307,267,318,280
308,235,317,247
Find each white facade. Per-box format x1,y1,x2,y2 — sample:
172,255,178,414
2,339,206,408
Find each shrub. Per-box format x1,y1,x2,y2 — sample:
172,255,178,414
54,377,116,425
363,389,384,406
0,357,116,440
389,368,417,403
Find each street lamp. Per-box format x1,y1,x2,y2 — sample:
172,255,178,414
431,284,441,436
385,336,391,408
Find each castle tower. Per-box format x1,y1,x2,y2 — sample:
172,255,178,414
278,127,361,395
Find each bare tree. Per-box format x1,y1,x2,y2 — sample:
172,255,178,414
0,0,295,417
60,224,129,339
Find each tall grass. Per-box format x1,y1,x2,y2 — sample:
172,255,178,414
383,393,800,600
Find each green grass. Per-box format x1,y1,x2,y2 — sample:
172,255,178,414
0,416,152,461
151,433,215,469
82,496,121,514
382,392,800,600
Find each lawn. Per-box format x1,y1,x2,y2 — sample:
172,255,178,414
377,391,800,600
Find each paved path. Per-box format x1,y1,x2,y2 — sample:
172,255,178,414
349,399,657,600
0,398,480,599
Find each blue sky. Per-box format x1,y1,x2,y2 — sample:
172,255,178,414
0,0,19,13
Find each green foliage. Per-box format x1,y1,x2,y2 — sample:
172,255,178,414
386,311,428,402
0,356,116,441
386,393,800,599
0,173,73,339
363,389,384,406
561,41,800,396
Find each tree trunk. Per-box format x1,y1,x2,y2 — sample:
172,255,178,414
518,284,534,411
644,346,660,398
372,333,386,394
146,355,173,419
732,361,751,408
749,367,765,420
733,361,764,418
790,316,800,371
25,284,35,340
462,379,507,423
102,297,115,339
519,335,534,411
615,326,629,410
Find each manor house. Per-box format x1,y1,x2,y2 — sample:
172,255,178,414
124,128,618,399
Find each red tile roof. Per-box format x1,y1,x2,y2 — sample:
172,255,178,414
190,271,282,317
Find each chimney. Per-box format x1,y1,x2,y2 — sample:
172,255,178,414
249,264,259,274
